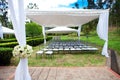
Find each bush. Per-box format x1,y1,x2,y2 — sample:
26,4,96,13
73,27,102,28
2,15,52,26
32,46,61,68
27,38,44,46
0,38,17,43
27,36,52,46
26,22,42,37
0,42,18,48
0,37,52,47
46,36,52,41
0,48,13,65
0,37,42,43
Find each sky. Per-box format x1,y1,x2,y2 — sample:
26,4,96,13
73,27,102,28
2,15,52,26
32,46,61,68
24,0,89,9
24,0,114,10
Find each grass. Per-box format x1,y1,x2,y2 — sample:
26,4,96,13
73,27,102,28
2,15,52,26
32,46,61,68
79,28,120,55
11,28,120,67
11,43,106,67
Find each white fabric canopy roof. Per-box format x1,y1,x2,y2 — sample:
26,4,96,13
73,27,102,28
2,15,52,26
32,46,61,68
2,26,14,34
26,9,106,26
45,27,77,33
0,25,14,39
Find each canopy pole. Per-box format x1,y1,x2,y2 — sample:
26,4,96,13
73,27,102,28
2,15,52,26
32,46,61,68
42,26,46,44
78,25,82,40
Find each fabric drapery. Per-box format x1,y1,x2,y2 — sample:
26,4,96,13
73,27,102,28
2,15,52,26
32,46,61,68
14,58,31,80
8,0,31,80
97,11,109,57
0,23,3,39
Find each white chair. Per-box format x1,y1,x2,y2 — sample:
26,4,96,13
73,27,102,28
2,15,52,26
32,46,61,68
45,51,53,58
36,50,44,58
64,47,70,54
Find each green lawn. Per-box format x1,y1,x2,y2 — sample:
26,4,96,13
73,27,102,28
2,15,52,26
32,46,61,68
79,29,120,55
11,28,120,67
11,42,106,67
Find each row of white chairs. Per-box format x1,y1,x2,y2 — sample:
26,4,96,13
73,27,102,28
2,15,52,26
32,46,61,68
36,40,98,57
43,47,98,51
36,50,53,58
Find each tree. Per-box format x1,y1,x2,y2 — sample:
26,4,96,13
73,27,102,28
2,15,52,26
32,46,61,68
27,3,39,9
0,0,8,27
82,19,98,36
75,2,79,9
110,0,120,34
86,0,115,9
110,0,120,26
87,0,97,9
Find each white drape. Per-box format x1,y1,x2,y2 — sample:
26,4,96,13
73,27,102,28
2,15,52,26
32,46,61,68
8,0,31,80
97,11,109,57
78,26,82,40
42,26,46,44
0,23,3,39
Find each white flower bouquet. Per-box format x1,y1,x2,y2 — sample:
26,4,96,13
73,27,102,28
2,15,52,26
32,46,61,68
13,45,33,58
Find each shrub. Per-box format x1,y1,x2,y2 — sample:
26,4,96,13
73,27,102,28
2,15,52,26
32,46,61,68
0,37,52,47
26,22,42,37
0,48,13,66
0,38,17,43
27,38,44,46
0,42,18,48
0,37,42,43
46,36,52,41
27,36,52,46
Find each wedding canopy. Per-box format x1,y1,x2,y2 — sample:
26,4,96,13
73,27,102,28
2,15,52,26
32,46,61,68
0,25,14,39
2,26,14,34
8,0,109,79
45,27,77,34
26,9,109,58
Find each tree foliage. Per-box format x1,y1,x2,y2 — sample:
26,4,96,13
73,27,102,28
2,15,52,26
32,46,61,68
0,0,8,27
73,0,116,35
82,19,98,36
27,3,39,9
110,0,120,27
25,22,42,37
73,0,115,9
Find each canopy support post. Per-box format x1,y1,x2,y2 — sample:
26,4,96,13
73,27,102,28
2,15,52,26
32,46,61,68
78,25,82,40
42,26,46,44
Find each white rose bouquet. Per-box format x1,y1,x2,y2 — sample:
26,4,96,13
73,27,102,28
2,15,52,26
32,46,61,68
13,45,33,58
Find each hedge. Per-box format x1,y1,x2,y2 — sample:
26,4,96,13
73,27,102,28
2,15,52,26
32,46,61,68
0,48,13,65
27,38,44,46
0,37,52,47
0,42,18,48
27,36,52,46
0,38,17,43
0,37,52,65
0,37,41,43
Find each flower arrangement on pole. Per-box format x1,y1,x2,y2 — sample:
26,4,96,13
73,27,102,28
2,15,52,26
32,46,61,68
13,45,33,58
